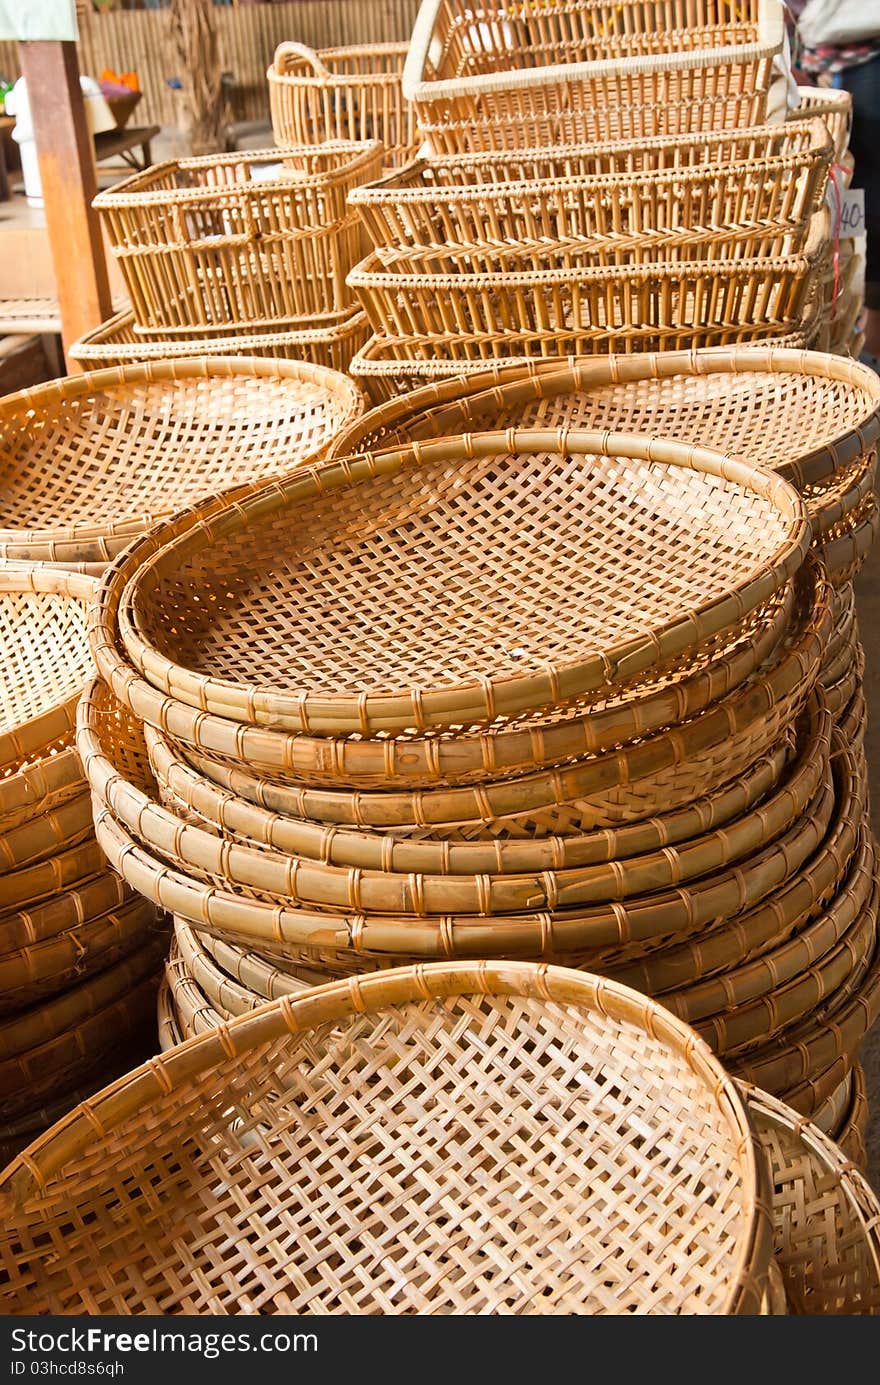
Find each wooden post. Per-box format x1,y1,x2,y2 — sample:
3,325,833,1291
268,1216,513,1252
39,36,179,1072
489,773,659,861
17,41,112,362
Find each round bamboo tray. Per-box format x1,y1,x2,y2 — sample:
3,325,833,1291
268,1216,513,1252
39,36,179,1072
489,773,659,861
0,965,162,1122
156,974,181,1052
268,43,419,171
818,492,879,587
0,837,105,916
143,564,812,799
730,927,880,1111
329,349,880,501
172,581,828,837
0,960,772,1315
93,143,383,333
88,754,836,962
148,717,798,875
0,360,364,568
174,918,309,1016
0,932,166,1063
105,573,799,791
0,737,84,838
0,871,133,957
69,307,371,373
350,122,831,266
0,567,94,772
0,791,94,872
739,1081,880,1313
0,894,162,1016
839,685,867,748
348,251,822,354
837,1062,869,1168
134,684,830,916
109,429,809,736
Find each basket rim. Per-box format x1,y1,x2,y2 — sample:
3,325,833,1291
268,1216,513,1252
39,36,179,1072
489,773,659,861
402,0,784,102
69,310,369,359
0,958,762,1245
108,429,810,736
350,121,832,205
331,347,880,491
348,248,818,289
0,358,364,555
268,39,410,86
92,141,383,208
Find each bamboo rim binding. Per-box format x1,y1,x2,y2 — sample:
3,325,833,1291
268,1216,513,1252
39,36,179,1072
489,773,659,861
0,959,772,1315
104,429,809,736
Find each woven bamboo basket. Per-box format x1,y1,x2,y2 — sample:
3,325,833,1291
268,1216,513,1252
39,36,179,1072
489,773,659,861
0,792,94,872
789,86,852,162
0,360,363,569
93,143,383,333
106,430,809,736
0,567,94,773
837,1062,869,1167
0,894,162,1016
0,960,774,1315
330,349,880,514
146,683,826,890
348,314,825,401
403,0,784,154
144,582,796,791
811,1067,854,1138
162,579,827,838
348,251,824,355
269,43,420,171
818,492,879,587
351,124,831,268
738,1082,880,1313
0,738,82,837
87,725,836,964
82,621,828,918
68,307,371,373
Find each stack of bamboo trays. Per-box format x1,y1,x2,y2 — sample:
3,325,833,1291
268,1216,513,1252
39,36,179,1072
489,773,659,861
4,960,880,1313
0,359,364,576
71,143,383,370
0,566,166,1164
344,0,845,387
79,420,877,1152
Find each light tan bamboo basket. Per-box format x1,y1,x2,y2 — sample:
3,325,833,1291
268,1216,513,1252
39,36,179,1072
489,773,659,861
402,0,785,153
789,86,852,162
348,313,825,400
0,960,773,1315
351,123,831,267
268,43,421,171
0,360,363,568
348,250,825,355
68,307,371,373
738,1082,880,1313
0,568,94,773
329,347,880,501
93,143,383,332
106,430,809,737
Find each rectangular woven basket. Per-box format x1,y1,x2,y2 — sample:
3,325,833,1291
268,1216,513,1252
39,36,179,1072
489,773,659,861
402,0,786,153
93,143,383,333
351,121,832,267
68,308,371,373
349,248,826,349
268,42,423,171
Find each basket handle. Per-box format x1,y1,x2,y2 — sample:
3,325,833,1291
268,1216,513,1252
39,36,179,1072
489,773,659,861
273,42,330,79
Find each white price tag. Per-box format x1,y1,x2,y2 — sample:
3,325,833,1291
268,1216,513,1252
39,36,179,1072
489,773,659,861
840,188,866,238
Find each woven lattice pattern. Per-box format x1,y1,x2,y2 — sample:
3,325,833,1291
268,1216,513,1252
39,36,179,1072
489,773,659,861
0,363,362,543
0,975,762,1315
125,439,799,701
0,591,90,755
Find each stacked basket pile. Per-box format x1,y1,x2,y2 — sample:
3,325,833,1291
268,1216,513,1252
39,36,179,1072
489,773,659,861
344,0,845,391
70,142,383,371
80,400,876,1162
4,960,880,1314
0,566,166,1164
